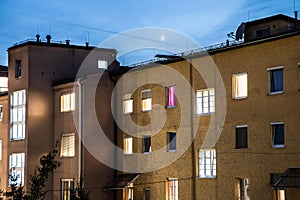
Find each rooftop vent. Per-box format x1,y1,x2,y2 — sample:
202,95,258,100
85,42,89,47
66,39,70,45
46,35,51,43
36,34,40,42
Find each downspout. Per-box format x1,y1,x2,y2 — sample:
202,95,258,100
190,59,197,200
108,73,118,200
76,78,84,184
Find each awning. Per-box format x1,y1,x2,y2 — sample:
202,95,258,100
270,167,300,189
104,173,140,190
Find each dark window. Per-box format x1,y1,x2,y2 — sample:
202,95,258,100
143,136,151,153
256,27,270,38
15,60,22,79
145,188,150,200
269,68,284,94
167,132,176,151
236,126,248,149
272,123,284,147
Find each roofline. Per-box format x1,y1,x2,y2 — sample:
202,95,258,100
245,14,299,26
8,40,117,53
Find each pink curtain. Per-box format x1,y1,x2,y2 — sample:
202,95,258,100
168,87,176,106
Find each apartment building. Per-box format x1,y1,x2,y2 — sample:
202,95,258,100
112,14,300,200
0,36,118,199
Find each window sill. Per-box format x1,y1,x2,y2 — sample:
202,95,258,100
235,147,248,150
233,96,248,100
166,105,176,109
196,112,215,116
198,176,216,179
124,153,133,155
143,152,152,154
10,138,25,141
268,91,284,95
272,145,285,149
167,150,176,152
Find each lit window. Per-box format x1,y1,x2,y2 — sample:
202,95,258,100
167,132,176,152
0,105,3,121
10,90,26,140
271,122,284,148
15,60,22,79
0,77,8,92
166,86,176,107
124,137,133,155
198,149,216,178
0,140,2,160
236,126,248,149
143,135,151,153
167,178,178,200
196,88,215,115
232,73,248,99
142,89,151,112
235,178,250,200
61,93,75,112
61,133,75,157
9,153,25,186
123,183,133,200
145,188,150,200
268,67,284,94
61,179,74,200
98,60,108,69
123,94,133,114
276,190,285,200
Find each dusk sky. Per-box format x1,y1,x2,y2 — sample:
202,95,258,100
0,0,298,66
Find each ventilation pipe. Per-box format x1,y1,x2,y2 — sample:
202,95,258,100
46,35,51,43
36,34,40,42
66,39,70,45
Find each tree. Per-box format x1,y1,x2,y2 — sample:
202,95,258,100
70,178,90,200
1,141,62,200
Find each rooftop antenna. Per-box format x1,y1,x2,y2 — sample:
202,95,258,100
248,10,250,22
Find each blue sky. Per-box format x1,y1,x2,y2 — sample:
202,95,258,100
0,0,297,66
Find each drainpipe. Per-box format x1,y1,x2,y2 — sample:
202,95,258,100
189,59,197,200
76,78,84,185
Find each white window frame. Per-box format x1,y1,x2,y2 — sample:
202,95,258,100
9,153,25,186
61,179,74,200
0,140,2,160
166,85,176,108
0,105,3,121
271,122,285,148
98,59,108,69
141,89,152,112
235,177,250,200
60,133,75,157
124,137,133,155
10,90,26,140
0,77,8,92
198,149,216,178
268,66,284,95
61,93,75,112
167,178,178,200
196,88,215,115
232,72,248,99
123,93,133,114
236,125,248,149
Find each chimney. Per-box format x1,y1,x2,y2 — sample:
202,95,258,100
85,42,89,47
66,39,70,45
295,11,298,30
46,35,51,43
36,34,40,42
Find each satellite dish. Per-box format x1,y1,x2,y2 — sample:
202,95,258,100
235,22,245,41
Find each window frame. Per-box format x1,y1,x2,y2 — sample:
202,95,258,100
232,72,248,100
144,188,150,200
123,93,133,114
271,122,285,148
0,105,3,121
298,63,300,90
167,132,176,152
61,179,74,200
9,153,25,186
141,89,152,112
235,177,250,200
60,133,75,157
60,92,75,112
142,135,151,154
196,88,215,115
198,149,216,178
167,178,178,200
235,125,248,149
124,137,133,155
268,66,284,95
15,59,22,79
10,90,26,141
166,85,176,108
97,59,108,69
0,140,2,161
